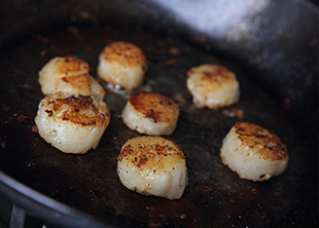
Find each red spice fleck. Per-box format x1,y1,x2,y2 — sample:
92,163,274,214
45,110,53,117
31,125,39,133
136,157,148,168
145,109,161,123
118,145,133,161
203,71,212,78
62,77,69,83
64,95,94,110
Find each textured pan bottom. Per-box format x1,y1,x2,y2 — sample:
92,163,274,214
0,24,310,227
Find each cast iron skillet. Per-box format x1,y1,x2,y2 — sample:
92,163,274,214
0,0,317,227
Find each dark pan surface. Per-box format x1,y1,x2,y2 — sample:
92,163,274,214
0,24,312,227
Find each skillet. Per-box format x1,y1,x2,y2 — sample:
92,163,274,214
0,0,317,227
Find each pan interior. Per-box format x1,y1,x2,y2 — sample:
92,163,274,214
0,24,310,227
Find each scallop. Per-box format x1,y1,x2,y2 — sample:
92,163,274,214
186,64,240,109
38,56,105,100
97,41,147,90
220,122,289,181
39,56,90,94
35,93,110,154
122,91,179,136
117,136,188,200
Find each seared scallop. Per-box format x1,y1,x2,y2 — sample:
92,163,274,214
39,56,90,95
39,56,90,82
122,91,179,136
186,64,240,109
97,41,147,90
220,122,289,181
117,136,188,200
39,56,105,99
35,93,110,154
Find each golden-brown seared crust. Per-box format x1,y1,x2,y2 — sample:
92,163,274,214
42,95,110,127
55,56,90,77
100,42,146,70
187,64,236,92
128,91,179,123
60,73,91,95
234,122,288,161
118,136,185,172
186,64,240,109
